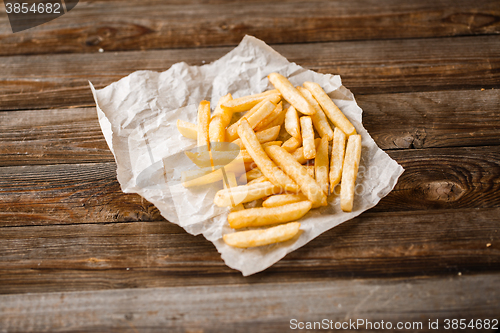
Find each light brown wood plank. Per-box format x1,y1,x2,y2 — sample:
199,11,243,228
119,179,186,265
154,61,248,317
0,208,498,294
0,0,499,56
1,89,499,167
0,274,498,332
0,145,499,226
1,35,499,111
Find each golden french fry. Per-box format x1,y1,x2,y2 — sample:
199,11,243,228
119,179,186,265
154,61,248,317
291,138,321,164
300,116,316,159
303,81,356,136
239,141,281,163
209,93,233,142
254,101,283,132
285,106,301,141
185,149,240,168
197,100,211,148
265,145,327,208
260,102,287,130
214,181,283,207
340,134,362,212
262,193,308,208
297,86,334,140
238,119,299,193
228,201,312,229
232,125,280,148
268,73,315,115
226,100,277,142
176,119,197,140
223,171,244,211
223,222,301,248
246,175,268,185
221,90,280,113
315,136,329,195
305,165,315,178
181,158,246,187
281,137,301,152
225,94,281,141
239,168,263,183
330,127,347,192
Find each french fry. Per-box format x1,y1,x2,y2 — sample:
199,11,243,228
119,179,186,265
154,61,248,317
291,138,321,164
239,168,263,183
268,73,315,115
285,106,301,141
182,158,246,187
340,134,362,212
300,116,316,159
232,125,280,148
214,181,283,207
226,100,277,141
281,137,301,152
315,136,329,195
303,81,356,136
238,119,299,193
223,171,245,211
260,103,288,130
265,145,327,208
239,141,282,163
197,101,211,148
221,90,280,113
223,222,300,248
223,222,301,248
209,93,233,142
246,175,268,185
254,101,283,132
305,165,315,178
228,201,312,229
185,149,240,168
225,94,281,141
297,86,334,140
262,193,308,208
329,127,347,192
176,119,197,140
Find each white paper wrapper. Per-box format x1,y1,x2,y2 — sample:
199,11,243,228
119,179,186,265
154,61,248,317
90,35,404,276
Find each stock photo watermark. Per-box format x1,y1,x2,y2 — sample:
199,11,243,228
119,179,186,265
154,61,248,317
290,318,499,330
3,0,78,33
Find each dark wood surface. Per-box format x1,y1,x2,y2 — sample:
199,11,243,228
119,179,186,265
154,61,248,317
1,0,499,331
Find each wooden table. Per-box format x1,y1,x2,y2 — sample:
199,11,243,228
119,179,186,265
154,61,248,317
1,1,499,331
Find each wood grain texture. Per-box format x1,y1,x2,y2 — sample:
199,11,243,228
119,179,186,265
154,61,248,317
0,145,499,226
1,35,499,111
1,89,499,167
359,89,500,150
0,207,498,294
0,108,113,167
0,274,498,332
0,0,499,56
383,146,500,212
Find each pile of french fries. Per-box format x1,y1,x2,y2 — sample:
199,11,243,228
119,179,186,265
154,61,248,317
176,73,362,248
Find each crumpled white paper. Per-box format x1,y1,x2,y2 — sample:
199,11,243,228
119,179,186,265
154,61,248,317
90,35,404,276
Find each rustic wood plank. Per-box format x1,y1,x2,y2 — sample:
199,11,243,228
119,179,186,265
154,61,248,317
360,89,500,150
1,35,499,111
0,0,499,56
0,274,498,332
0,207,498,294
1,89,499,167
0,145,499,226
0,108,113,166
382,146,500,212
